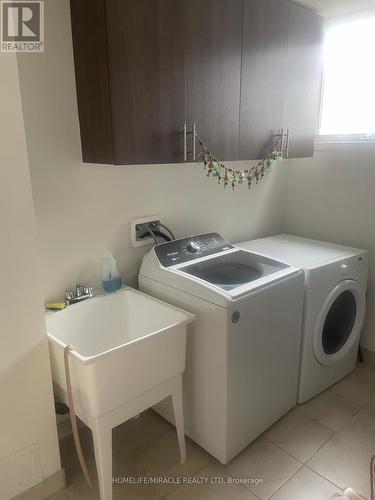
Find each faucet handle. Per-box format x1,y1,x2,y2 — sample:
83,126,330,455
76,285,95,298
84,286,95,297
76,285,85,297
65,289,75,303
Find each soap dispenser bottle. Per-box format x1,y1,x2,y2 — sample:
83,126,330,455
102,251,122,293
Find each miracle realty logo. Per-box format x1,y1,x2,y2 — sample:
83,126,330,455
1,1,44,52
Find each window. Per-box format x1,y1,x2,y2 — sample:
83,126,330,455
319,16,375,142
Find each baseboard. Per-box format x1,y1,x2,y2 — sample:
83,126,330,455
12,469,65,500
362,347,375,365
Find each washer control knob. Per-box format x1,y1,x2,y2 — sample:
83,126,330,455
187,241,200,253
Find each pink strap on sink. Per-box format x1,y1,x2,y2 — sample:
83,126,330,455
64,345,94,489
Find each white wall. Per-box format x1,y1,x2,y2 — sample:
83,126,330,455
284,143,375,351
0,52,61,497
17,0,286,303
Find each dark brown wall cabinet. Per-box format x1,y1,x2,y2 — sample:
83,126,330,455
283,2,324,158
70,0,323,165
239,0,323,159
240,0,289,160
186,0,243,161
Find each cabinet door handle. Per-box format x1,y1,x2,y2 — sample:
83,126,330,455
184,123,187,161
280,128,285,158
286,128,290,158
193,123,196,161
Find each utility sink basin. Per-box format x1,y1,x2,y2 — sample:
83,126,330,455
46,287,194,500
46,287,194,419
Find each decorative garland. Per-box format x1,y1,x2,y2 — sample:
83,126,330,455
195,132,282,190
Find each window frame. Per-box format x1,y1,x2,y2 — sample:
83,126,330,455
316,11,375,145
318,133,375,143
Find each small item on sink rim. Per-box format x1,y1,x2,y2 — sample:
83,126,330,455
102,250,122,293
46,302,66,311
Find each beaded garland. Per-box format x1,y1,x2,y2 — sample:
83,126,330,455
195,133,282,190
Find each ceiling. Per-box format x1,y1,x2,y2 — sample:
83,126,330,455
295,0,375,17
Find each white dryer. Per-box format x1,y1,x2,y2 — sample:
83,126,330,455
237,235,368,403
139,233,304,463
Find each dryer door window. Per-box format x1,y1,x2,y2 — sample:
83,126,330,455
321,291,357,355
313,280,365,366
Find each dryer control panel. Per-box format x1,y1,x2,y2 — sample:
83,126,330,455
155,233,234,267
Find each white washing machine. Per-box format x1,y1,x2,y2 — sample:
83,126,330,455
139,233,304,463
237,234,368,404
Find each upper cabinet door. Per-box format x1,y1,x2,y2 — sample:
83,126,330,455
71,0,323,164
186,0,243,161
239,0,289,160
105,0,186,164
70,0,114,164
283,3,324,158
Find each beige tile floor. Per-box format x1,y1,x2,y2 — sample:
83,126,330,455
51,361,375,500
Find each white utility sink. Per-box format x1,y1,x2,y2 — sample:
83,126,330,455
46,287,194,500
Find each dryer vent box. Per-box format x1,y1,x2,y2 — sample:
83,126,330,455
131,215,162,247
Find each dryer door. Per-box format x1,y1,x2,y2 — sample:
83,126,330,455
313,280,365,366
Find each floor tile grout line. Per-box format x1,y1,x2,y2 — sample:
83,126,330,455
305,430,342,465
293,405,337,433
161,460,214,499
295,399,366,435
267,462,304,499
266,386,375,470
333,405,366,434
305,431,374,497
264,430,328,465
213,439,288,500
305,415,369,468
241,437,304,499
294,404,336,430
239,482,263,500
222,462,265,499
331,430,375,457
160,405,374,500
304,463,345,492
338,402,375,435
162,460,263,500
207,456,264,498
262,435,317,465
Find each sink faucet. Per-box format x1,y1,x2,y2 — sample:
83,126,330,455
65,285,95,306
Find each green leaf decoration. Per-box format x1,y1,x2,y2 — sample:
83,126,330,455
213,163,222,177
197,137,282,193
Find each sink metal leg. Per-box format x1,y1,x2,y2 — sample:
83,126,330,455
172,376,186,464
92,421,113,500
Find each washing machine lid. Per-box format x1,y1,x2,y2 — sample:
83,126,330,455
176,249,290,292
140,233,302,307
237,234,366,270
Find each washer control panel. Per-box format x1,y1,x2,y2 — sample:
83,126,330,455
154,233,234,267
